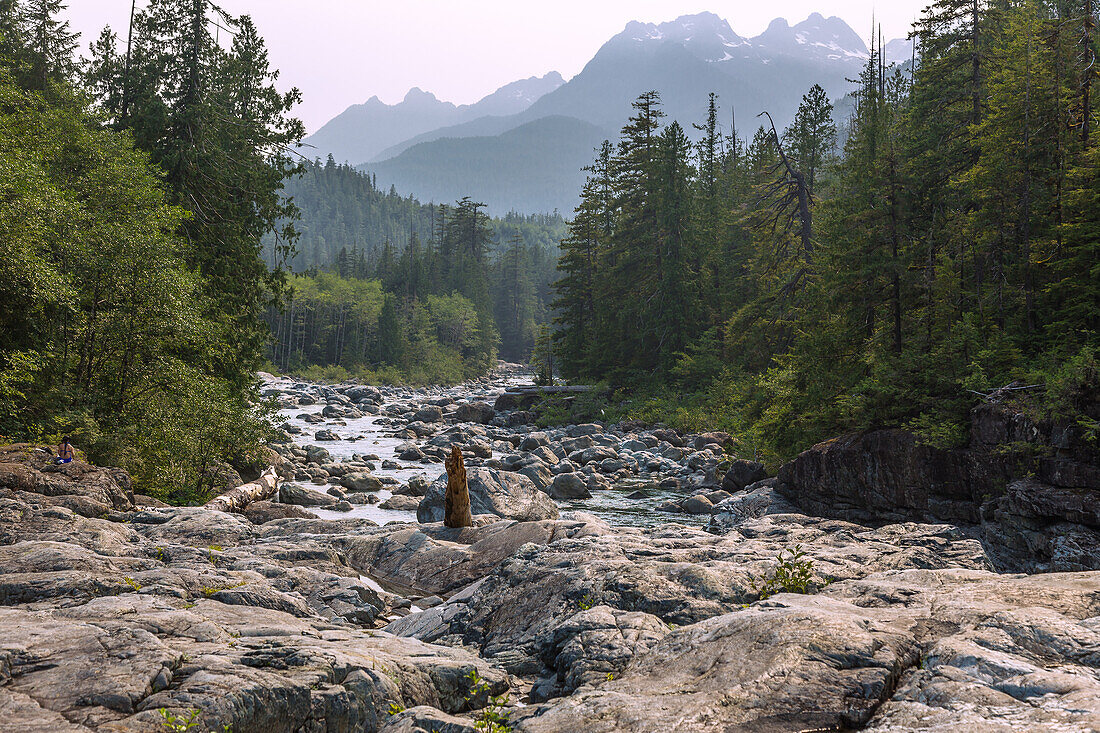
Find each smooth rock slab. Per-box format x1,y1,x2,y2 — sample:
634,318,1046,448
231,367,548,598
515,594,918,732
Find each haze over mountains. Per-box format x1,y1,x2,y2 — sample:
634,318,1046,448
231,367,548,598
305,12,910,214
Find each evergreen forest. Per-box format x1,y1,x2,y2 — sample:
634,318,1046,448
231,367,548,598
0,0,301,500
262,158,567,374
552,0,1100,461
1,0,1098,503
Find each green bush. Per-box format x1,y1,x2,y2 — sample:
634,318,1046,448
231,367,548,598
748,545,815,600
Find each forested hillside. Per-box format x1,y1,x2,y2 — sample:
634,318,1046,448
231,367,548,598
1,0,301,501
270,157,566,274
265,193,564,379
553,0,1100,461
262,160,565,371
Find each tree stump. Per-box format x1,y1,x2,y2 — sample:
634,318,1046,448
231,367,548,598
444,445,473,528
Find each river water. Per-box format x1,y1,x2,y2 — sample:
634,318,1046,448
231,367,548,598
270,374,706,530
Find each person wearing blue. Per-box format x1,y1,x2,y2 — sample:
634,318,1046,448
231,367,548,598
56,437,74,464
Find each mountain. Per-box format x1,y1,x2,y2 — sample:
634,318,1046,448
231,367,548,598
750,13,868,63
365,116,607,216
884,37,917,66
345,12,907,214
304,72,564,164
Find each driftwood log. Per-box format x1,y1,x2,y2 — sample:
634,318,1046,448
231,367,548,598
204,466,280,514
504,385,595,395
444,445,473,528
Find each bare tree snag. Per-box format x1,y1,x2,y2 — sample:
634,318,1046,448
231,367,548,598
444,445,473,528
758,110,814,263
204,466,279,513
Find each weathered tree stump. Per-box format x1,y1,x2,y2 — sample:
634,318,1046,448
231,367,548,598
444,445,473,528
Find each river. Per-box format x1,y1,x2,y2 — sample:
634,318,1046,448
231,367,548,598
267,370,715,530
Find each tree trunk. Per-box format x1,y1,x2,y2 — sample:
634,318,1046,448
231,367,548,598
444,445,472,528
204,466,279,513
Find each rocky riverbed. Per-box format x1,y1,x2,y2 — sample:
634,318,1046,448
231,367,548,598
265,367,749,530
2,367,1099,731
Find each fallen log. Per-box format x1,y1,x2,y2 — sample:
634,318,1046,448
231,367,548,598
444,445,473,528
504,385,595,394
204,466,280,513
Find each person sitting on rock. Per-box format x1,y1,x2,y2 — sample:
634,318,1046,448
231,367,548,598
55,437,74,464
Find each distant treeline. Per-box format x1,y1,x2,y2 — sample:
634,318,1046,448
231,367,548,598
264,160,566,370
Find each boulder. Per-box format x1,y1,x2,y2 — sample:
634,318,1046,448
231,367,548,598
707,480,799,533
516,595,919,732
567,446,618,466
380,495,422,512
279,483,339,507
417,468,559,523
341,471,384,493
455,402,496,424
693,432,733,449
304,445,332,464
680,495,714,515
549,474,591,500
413,406,444,423
518,464,554,494
241,501,315,524
399,445,426,462
721,459,767,492
0,445,134,510
538,605,670,696
393,476,431,497
520,433,550,451
314,429,341,441
651,429,683,447
464,440,493,459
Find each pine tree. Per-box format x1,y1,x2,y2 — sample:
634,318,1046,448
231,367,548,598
783,84,837,198
96,1,305,387
17,0,77,90
554,144,613,379
602,91,665,380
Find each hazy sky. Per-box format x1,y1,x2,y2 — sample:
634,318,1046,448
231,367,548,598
68,1,930,134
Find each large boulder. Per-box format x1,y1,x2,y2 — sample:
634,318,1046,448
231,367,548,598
776,430,980,525
516,595,919,732
455,402,496,424
341,471,384,493
549,474,590,500
417,468,559,523
0,445,134,510
567,446,618,466
412,406,444,423
538,605,670,697
279,482,339,508
518,463,553,493
721,459,767,492
680,495,714,515
241,501,315,524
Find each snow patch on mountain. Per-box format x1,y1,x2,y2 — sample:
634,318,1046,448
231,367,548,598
614,12,869,66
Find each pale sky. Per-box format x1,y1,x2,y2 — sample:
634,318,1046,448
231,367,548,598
67,1,929,134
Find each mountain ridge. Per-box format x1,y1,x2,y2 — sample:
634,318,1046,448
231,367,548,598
316,12,908,214
305,71,565,165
